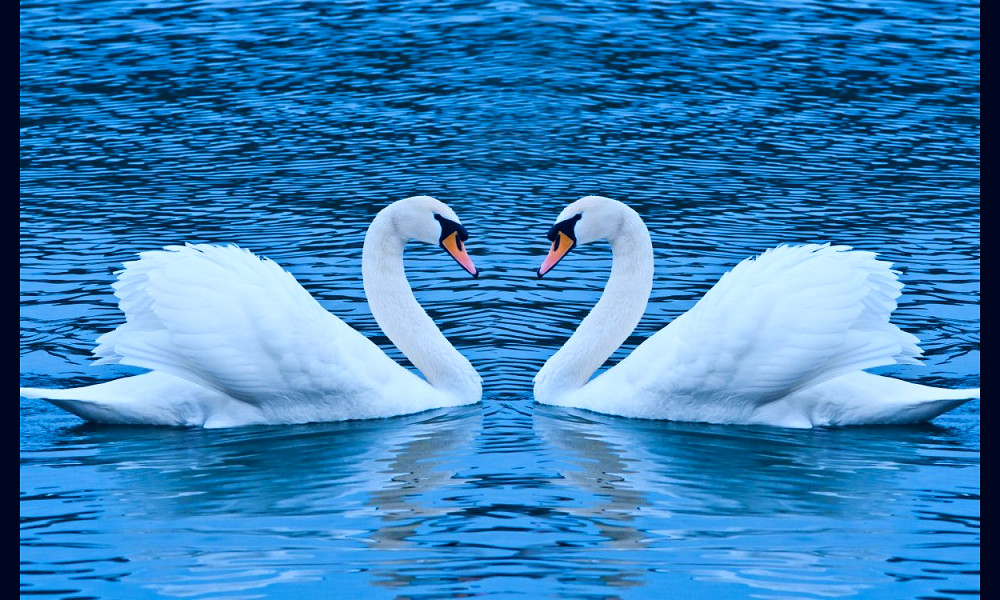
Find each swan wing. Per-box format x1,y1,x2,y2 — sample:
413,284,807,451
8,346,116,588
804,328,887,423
92,244,427,415
604,244,922,411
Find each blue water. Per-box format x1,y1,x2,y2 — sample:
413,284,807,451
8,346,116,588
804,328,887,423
21,0,979,598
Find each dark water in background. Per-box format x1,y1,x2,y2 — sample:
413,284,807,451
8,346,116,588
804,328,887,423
20,1,979,598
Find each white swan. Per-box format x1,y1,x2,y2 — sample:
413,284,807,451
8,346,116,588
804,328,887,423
534,196,980,428
20,196,483,427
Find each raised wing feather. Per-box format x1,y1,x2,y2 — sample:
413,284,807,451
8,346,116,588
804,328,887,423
605,244,922,409
93,244,420,409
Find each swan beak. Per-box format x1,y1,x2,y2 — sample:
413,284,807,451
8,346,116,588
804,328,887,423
441,232,479,278
537,231,576,277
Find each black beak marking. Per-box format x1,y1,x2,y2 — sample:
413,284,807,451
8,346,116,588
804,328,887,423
434,213,477,278
546,213,582,244
538,213,582,278
434,214,470,247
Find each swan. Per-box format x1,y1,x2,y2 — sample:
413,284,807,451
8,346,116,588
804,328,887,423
20,196,483,427
533,196,980,428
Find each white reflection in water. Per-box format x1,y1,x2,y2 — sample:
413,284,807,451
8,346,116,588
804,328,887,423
36,407,480,598
533,406,977,598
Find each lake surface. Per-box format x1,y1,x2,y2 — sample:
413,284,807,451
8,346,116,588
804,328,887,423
20,0,979,598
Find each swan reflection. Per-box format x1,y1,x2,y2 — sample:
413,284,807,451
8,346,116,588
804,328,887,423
534,406,978,597
25,406,480,598
21,400,977,598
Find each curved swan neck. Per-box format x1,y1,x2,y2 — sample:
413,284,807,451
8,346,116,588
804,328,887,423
362,209,481,401
534,207,653,402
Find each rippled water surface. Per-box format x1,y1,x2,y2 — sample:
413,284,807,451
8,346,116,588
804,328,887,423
21,1,979,598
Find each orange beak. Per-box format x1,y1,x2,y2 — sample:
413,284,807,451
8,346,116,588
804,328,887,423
537,231,575,277
441,232,478,277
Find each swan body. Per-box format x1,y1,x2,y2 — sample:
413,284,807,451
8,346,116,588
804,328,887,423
20,196,482,427
534,196,979,428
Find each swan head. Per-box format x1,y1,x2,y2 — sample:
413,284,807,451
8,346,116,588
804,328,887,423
387,196,478,277
538,196,630,277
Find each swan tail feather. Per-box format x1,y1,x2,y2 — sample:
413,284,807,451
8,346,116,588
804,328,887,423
20,377,182,425
20,373,262,427
20,386,84,401
773,372,980,426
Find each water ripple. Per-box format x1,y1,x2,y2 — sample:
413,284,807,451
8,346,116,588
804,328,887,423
21,0,978,598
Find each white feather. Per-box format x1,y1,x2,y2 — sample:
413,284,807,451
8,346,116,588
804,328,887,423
535,197,978,427
21,197,482,427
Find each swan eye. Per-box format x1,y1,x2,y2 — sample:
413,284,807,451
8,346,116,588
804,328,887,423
434,214,470,243
546,213,582,242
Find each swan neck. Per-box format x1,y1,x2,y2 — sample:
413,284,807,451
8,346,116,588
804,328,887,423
362,210,481,401
534,209,653,402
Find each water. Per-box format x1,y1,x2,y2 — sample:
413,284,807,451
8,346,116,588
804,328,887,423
20,0,979,598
